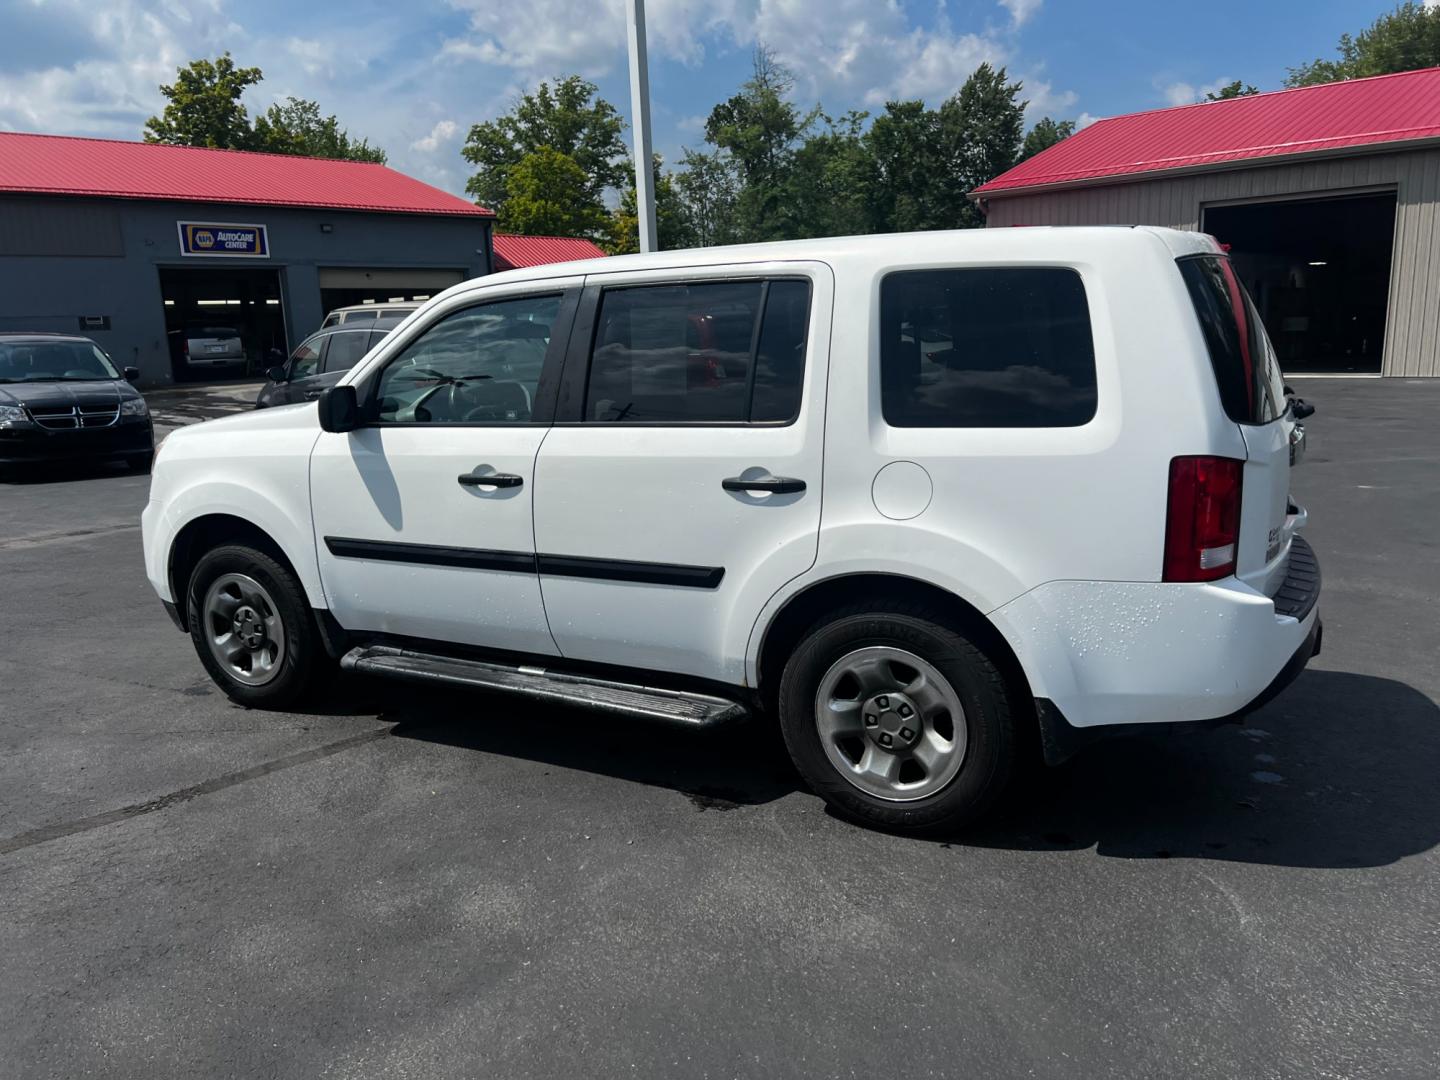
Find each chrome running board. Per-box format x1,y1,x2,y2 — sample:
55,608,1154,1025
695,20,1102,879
340,644,748,728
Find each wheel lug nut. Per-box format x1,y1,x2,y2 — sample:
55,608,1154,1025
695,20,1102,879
877,696,889,709
897,703,912,717
879,733,892,747
864,714,877,727
900,727,913,740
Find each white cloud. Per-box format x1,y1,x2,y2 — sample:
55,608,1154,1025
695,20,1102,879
999,0,1043,28
0,0,240,139
1076,111,1100,129
1161,75,1237,107
410,119,459,153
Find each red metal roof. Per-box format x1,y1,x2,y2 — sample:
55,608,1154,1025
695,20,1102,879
976,66,1440,197
0,130,493,217
492,233,607,271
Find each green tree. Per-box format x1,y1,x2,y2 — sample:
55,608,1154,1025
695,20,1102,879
252,97,386,162
703,46,817,240
672,148,742,247
143,52,262,149
861,100,945,233
1287,2,1440,86
782,110,873,238
462,76,628,220
1020,116,1076,161
499,146,610,239
1205,80,1259,100
938,63,1027,228
606,157,694,254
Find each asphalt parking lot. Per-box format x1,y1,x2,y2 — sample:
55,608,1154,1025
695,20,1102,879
2,376,1437,1078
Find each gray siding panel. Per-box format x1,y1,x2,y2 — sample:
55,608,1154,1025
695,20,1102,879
0,196,123,256
983,148,1440,375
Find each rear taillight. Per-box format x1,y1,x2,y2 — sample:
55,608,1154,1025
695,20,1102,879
1163,456,1243,582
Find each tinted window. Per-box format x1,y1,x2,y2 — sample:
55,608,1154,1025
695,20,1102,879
290,338,323,379
343,309,379,324
321,313,340,328
1178,255,1286,424
585,279,809,423
366,328,392,353
374,294,560,423
880,268,1097,428
322,331,370,374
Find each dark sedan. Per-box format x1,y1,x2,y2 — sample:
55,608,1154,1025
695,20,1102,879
0,334,154,472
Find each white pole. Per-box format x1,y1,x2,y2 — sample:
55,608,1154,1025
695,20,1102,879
626,0,658,252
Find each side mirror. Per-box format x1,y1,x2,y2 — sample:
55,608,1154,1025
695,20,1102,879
123,366,140,383
266,365,287,383
317,384,360,433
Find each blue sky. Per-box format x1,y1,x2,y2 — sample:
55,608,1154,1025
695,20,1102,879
0,1,1398,200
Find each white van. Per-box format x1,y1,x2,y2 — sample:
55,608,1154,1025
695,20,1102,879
141,227,1320,833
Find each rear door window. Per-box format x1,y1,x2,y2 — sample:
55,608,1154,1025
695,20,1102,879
880,267,1097,427
1178,255,1286,424
322,331,370,374
584,279,811,423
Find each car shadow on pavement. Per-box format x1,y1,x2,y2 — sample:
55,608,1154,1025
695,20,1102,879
962,668,1440,869
0,459,142,485
335,678,802,811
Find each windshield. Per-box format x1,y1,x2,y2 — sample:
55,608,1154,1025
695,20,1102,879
0,341,120,383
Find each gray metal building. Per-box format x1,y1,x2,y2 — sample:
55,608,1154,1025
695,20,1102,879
973,68,1440,377
0,132,494,385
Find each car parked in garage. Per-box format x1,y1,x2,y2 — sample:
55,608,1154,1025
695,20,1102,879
142,227,1320,834
0,333,153,472
169,325,245,372
254,320,402,409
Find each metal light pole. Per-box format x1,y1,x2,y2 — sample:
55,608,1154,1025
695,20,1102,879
626,0,658,252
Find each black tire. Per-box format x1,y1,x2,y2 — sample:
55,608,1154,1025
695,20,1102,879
125,451,154,473
186,544,322,709
777,604,1018,834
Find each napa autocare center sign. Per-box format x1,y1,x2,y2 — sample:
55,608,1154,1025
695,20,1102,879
177,221,270,257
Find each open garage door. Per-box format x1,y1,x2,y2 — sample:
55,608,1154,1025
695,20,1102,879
1203,192,1395,374
159,267,287,382
317,267,465,314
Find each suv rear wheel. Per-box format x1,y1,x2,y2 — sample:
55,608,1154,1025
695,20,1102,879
777,605,1017,834
186,544,321,708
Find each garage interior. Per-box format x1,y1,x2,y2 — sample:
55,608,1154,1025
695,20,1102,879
317,267,466,314
159,267,288,381
1203,192,1397,374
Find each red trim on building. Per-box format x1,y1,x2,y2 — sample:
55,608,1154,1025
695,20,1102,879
975,67,1440,197
492,233,607,271
0,130,492,217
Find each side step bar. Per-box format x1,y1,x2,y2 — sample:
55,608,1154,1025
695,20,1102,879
340,644,748,728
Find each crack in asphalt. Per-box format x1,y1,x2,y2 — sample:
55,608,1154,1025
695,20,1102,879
0,727,391,856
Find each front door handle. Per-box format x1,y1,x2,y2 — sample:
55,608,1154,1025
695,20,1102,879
459,472,524,488
722,475,806,495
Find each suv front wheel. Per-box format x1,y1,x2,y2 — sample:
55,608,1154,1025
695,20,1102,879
777,605,1018,834
186,544,322,708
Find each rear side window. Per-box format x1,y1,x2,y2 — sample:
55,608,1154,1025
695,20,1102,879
322,331,370,374
585,279,811,423
880,267,1097,427
343,309,379,324
1178,255,1286,424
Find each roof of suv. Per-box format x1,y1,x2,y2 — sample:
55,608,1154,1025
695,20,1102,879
443,225,1223,291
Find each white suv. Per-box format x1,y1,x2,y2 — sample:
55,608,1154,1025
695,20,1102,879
141,227,1321,833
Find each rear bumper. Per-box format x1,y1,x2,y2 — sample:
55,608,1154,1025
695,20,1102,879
0,421,153,464
1034,614,1322,765
990,537,1323,734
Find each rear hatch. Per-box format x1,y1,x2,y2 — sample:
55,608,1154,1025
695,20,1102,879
1178,254,1298,600
187,327,243,361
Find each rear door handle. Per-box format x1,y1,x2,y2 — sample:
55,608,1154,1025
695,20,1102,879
459,472,524,488
722,476,806,495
